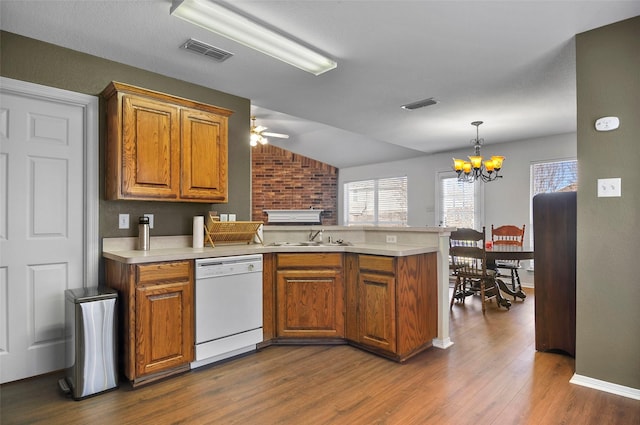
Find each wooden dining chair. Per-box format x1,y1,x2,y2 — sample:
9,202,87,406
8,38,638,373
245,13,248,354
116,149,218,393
449,227,507,314
491,224,525,299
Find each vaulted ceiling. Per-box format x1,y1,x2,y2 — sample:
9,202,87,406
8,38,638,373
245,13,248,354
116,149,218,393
2,1,639,167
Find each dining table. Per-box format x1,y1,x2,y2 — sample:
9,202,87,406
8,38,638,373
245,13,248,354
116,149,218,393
486,245,534,300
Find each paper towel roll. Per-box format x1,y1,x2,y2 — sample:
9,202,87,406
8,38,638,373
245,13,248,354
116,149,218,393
254,224,264,244
193,216,204,248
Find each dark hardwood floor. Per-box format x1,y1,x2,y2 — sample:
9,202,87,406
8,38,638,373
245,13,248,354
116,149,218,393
2,290,638,424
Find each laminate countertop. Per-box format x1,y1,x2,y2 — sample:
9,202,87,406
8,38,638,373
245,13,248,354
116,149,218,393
102,238,439,264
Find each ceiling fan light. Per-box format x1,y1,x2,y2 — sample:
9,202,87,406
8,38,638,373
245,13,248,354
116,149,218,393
170,0,337,75
259,136,269,145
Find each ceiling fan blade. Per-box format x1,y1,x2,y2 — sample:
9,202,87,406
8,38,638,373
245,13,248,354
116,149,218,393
262,132,289,139
253,125,268,133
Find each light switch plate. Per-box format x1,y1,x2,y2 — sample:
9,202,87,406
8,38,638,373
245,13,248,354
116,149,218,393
597,178,621,197
118,214,129,229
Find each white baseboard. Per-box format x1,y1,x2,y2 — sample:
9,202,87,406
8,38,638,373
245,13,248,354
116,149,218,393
570,373,640,400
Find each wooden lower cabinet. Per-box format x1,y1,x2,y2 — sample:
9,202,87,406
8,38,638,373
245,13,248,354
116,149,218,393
105,259,194,386
346,253,438,362
263,251,438,362
358,269,397,353
274,253,345,339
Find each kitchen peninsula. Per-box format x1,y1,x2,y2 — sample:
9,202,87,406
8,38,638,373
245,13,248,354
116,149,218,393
103,226,453,385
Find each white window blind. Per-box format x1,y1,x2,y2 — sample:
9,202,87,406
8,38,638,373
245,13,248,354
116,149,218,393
345,176,407,226
531,159,578,195
439,176,478,228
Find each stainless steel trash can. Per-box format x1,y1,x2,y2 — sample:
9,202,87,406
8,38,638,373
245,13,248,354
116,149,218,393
59,287,118,400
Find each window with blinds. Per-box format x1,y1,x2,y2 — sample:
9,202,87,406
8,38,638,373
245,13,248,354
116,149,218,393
439,176,479,228
344,176,407,226
528,159,578,270
531,159,578,196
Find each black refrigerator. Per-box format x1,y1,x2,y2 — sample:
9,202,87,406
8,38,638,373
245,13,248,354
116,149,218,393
533,191,577,357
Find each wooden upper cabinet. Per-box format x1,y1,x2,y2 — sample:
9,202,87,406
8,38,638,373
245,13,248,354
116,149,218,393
103,81,232,203
180,108,228,201
121,95,180,199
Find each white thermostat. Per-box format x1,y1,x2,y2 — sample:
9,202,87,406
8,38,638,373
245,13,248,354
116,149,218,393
595,116,619,131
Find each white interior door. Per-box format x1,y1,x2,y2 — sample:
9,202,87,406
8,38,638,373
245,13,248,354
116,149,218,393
0,78,98,383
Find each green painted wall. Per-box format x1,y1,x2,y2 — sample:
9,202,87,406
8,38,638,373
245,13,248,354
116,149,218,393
575,16,640,390
0,30,252,240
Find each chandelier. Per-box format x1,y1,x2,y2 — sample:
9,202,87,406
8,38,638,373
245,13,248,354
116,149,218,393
452,121,505,183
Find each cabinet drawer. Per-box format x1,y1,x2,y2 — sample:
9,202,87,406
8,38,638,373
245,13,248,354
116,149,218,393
277,253,342,269
136,261,191,285
358,255,395,274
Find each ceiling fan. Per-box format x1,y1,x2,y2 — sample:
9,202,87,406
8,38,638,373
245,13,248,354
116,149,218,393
250,116,289,146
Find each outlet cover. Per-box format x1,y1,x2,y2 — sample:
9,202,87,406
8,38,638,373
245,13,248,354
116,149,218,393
597,178,621,197
386,235,397,244
118,214,129,229
144,214,154,229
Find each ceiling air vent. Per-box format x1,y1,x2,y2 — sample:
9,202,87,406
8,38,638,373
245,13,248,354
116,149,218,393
180,38,234,62
401,97,439,111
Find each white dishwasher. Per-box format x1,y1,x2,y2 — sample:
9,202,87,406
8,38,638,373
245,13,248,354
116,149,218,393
191,254,263,369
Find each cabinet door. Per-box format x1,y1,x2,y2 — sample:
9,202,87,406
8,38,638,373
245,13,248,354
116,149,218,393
533,192,576,356
358,272,396,353
135,280,194,376
276,269,344,338
121,95,180,199
180,108,228,202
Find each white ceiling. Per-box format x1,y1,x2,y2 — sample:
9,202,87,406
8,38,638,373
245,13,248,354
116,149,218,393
2,1,639,168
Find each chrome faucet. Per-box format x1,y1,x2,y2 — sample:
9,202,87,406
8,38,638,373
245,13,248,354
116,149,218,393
309,229,324,242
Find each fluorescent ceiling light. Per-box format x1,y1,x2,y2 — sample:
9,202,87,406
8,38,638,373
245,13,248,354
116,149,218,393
171,0,337,75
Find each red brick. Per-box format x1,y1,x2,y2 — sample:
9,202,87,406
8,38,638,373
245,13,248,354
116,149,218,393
251,144,337,224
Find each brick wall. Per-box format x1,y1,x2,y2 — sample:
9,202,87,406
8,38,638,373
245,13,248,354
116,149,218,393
252,144,337,224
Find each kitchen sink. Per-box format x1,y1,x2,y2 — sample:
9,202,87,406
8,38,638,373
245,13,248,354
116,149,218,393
269,241,351,247
269,242,306,246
